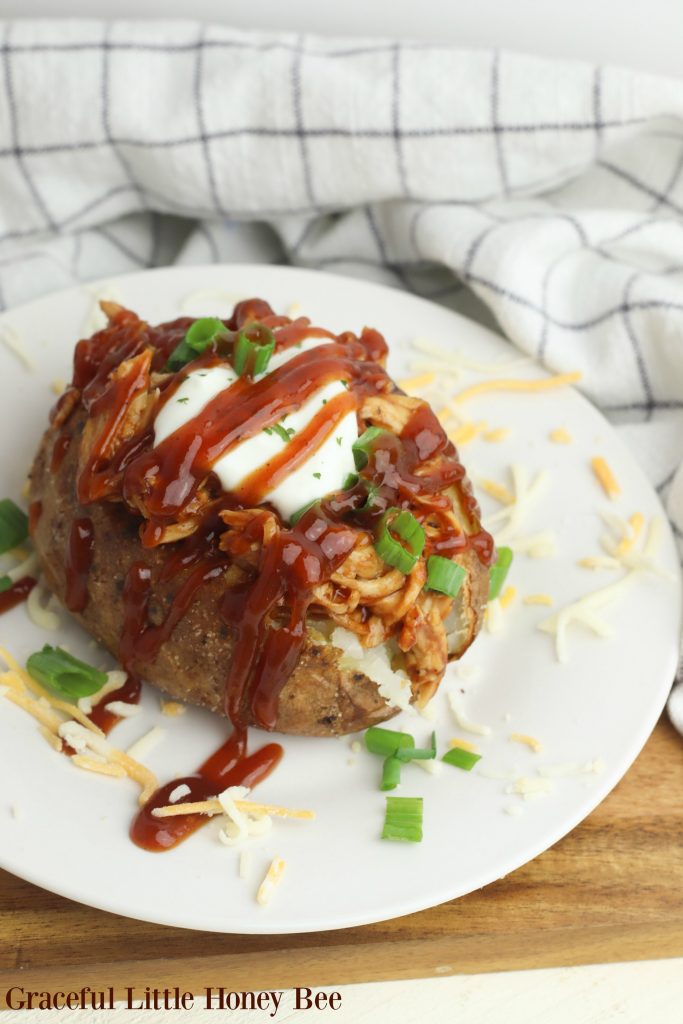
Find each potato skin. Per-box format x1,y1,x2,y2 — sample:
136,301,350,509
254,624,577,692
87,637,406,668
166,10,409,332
30,421,400,736
29,417,488,737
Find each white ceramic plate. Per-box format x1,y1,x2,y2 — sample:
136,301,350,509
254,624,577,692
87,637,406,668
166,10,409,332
0,264,679,934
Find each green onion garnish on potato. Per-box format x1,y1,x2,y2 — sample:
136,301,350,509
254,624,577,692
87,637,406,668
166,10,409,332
488,545,514,601
165,316,228,372
374,508,425,574
233,325,276,377
352,426,387,470
0,498,29,555
426,555,466,598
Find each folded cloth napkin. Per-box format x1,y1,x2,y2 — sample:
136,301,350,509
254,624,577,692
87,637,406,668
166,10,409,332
0,20,682,729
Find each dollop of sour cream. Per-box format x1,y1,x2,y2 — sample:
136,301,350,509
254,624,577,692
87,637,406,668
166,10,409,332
152,338,358,521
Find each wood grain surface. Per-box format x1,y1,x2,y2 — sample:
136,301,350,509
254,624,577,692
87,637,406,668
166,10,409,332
1,716,682,996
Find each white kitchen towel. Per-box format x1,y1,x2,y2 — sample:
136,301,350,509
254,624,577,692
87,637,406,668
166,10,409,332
0,19,682,727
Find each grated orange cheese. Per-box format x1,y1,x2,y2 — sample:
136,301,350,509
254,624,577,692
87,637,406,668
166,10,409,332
510,733,543,753
160,699,186,717
549,427,572,444
479,478,515,505
499,585,517,609
591,456,620,499
448,421,486,445
523,593,553,606
71,755,127,778
454,371,581,404
482,427,510,443
615,512,644,555
152,798,315,821
257,857,286,906
449,737,478,753
398,371,435,393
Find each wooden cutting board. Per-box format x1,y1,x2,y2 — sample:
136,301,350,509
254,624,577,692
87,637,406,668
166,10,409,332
1,716,682,997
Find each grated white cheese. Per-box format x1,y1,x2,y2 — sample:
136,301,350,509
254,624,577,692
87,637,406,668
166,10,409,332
125,725,165,761
447,691,492,737
506,776,553,799
411,337,529,376
1,324,35,370
104,700,140,718
168,783,192,803
217,785,272,847
239,849,253,880
26,577,61,631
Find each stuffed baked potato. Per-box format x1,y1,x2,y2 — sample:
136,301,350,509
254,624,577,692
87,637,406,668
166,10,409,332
29,298,493,737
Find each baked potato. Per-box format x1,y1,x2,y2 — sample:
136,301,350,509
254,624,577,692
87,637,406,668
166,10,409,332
29,299,492,737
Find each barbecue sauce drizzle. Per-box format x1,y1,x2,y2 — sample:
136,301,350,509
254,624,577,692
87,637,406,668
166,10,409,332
48,298,493,851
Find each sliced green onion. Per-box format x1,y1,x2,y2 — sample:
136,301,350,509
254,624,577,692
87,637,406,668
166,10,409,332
396,731,437,762
365,726,415,757
442,746,482,772
26,645,107,699
0,575,12,593
488,545,514,601
165,317,227,371
382,796,423,843
342,472,359,490
361,481,381,511
381,756,402,791
289,499,319,526
271,422,292,444
352,426,388,470
374,508,425,574
233,324,276,377
0,499,29,555
426,555,466,597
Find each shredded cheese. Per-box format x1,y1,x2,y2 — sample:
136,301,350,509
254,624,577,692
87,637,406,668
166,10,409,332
454,371,581,405
591,456,621,499
449,737,478,752
578,556,621,570
523,593,553,606
411,337,530,376
152,798,315,821
104,700,140,718
510,733,542,753
257,857,286,907
160,699,186,717
51,378,66,396
448,421,484,446
482,427,510,443
506,776,553,799
499,585,517,609
1,325,35,371
398,371,435,393
39,725,63,752
479,478,515,505
549,427,572,444
448,691,492,736
71,755,127,778
125,725,165,762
